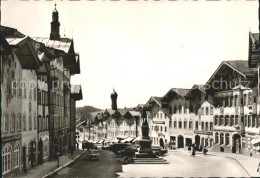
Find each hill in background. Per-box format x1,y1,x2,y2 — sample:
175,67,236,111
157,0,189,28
76,106,102,122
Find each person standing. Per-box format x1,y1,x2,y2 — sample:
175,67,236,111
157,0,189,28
188,144,191,152
191,144,196,157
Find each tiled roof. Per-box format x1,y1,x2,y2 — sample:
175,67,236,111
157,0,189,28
153,97,162,105
32,37,72,53
0,26,25,38
129,111,140,117
171,88,190,97
224,60,250,74
118,108,132,116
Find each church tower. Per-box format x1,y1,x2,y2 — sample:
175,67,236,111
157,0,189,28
50,3,61,40
110,89,118,110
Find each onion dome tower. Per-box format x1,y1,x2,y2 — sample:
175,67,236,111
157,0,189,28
110,89,118,110
50,3,61,40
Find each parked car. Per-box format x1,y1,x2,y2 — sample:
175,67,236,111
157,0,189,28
111,143,129,154
82,141,94,150
88,149,100,160
151,146,168,156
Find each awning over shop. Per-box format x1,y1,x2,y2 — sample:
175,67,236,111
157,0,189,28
251,138,260,144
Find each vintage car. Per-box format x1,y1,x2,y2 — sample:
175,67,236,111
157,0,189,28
88,149,100,160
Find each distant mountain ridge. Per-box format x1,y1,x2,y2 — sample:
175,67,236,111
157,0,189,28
76,106,102,121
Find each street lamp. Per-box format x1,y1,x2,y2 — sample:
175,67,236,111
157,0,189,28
57,151,60,167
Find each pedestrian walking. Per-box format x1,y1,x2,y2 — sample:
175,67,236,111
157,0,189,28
191,144,196,157
257,161,260,176
203,146,208,155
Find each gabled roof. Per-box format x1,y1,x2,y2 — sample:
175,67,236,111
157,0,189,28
117,108,132,116
104,109,116,116
161,88,190,102
186,84,205,97
144,96,162,108
206,60,255,86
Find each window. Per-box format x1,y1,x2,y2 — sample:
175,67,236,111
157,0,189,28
225,133,230,145
225,115,229,126
206,107,209,115
252,115,256,127
220,116,224,125
174,121,177,128
195,121,198,130
169,120,172,128
210,122,213,131
235,115,239,125
214,116,218,125
165,127,167,132
29,115,32,130
161,126,163,132
184,121,187,129
205,122,208,131
201,122,204,130
220,133,224,144
11,113,15,131
248,115,252,127
38,90,41,105
29,87,32,99
18,81,22,97
23,114,27,131
160,113,162,119
178,121,182,129
244,115,247,127
3,114,8,132
215,132,219,143
210,107,213,115
189,121,193,130
244,94,247,105
17,113,21,131
201,107,204,115
230,115,234,126
14,144,20,168
2,146,12,174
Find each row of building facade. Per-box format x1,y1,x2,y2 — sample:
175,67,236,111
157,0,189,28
87,32,260,159
1,5,83,176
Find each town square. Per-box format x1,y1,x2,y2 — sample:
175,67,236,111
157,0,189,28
1,1,260,177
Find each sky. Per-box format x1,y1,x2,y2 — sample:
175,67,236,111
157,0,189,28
1,0,259,109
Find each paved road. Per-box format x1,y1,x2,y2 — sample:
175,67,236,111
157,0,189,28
118,150,250,177
52,149,122,178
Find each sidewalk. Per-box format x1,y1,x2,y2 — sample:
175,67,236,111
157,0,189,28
168,149,260,177
13,150,86,178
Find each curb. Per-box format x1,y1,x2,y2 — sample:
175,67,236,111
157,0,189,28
42,151,87,178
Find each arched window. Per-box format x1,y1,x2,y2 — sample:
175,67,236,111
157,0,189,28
214,115,218,125
205,138,208,147
225,133,230,145
220,133,224,144
2,145,12,174
174,106,177,114
14,144,20,168
23,114,27,131
179,105,182,114
230,115,234,126
34,115,37,129
215,132,219,144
